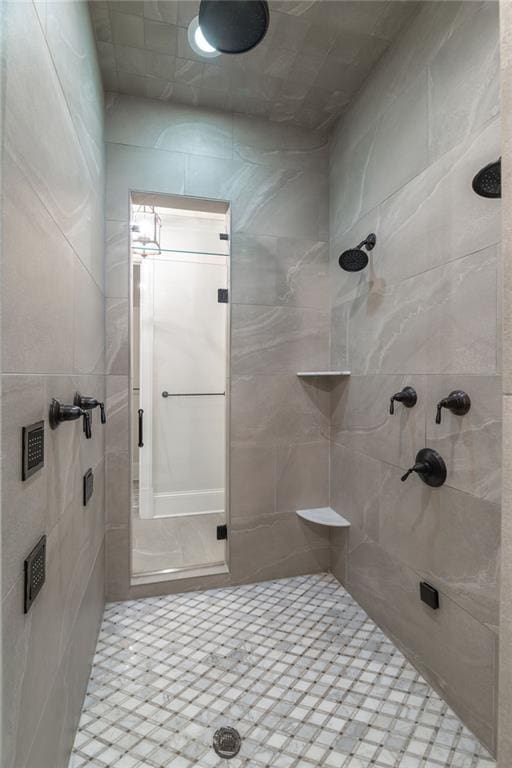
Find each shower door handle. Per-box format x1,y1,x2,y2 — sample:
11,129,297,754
138,408,144,448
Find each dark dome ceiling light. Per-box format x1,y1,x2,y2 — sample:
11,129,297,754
198,0,270,55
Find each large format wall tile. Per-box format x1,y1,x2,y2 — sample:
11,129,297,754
232,166,328,241
329,2,501,753
106,219,130,298
231,234,329,310
345,535,497,754
331,375,427,469
231,373,330,445
334,1,482,162
330,73,428,238
1,376,48,600
74,260,105,375
378,118,501,285
1,6,106,768
230,509,330,585
3,157,75,374
233,113,328,172
24,547,104,768
348,246,498,375
428,0,500,162
45,1,105,184
106,141,186,221
106,298,129,374
230,442,276,524
106,94,233,159
500,6,512,765
4,1,101,277
232,305,329,375
276,440,329,512
330,443,382,543
378,466,500,629
106,375,130,454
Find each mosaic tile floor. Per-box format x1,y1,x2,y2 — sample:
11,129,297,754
69,574,496,768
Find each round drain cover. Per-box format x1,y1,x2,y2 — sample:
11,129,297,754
213,726,242,759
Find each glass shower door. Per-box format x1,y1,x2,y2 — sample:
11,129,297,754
135,250,228,576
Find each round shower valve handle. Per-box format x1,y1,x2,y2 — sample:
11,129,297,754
401,448,447,487
389,386,417,415
435,390,471,424
49,398,92,439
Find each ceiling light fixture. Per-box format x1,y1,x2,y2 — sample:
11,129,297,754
187,15,221,59
130,205,162,254
198,0,270,55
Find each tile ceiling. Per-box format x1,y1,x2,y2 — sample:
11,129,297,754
90,0,419,132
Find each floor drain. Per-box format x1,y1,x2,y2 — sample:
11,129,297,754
213,726,242,759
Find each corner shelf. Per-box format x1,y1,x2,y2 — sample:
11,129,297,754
297,371,351,377
296,507,351,528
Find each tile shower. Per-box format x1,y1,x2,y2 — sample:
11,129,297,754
1,1,510,767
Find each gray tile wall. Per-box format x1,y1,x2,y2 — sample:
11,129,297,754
1,3,106,767
328,1,501,754
499,2,512,766
104,94,331,600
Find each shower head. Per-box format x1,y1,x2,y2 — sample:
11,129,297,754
338,233,376,272
472,159,501,198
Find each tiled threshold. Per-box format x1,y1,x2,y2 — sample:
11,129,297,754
69,574,495,768
131,562,229,587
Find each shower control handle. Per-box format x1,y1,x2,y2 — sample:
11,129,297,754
401,448,447,487
48,398,92,439
389,386,417,415
401,462,428,482
83,411,92,439
74,392,107,424
435,390,471,424
138,408,144,448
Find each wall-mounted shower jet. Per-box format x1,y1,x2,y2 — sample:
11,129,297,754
472,159,501,198
339,233,377,272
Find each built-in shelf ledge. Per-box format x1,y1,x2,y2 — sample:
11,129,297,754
296,507,351,527
296,371,351,377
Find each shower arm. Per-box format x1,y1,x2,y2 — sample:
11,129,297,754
356,233,377,252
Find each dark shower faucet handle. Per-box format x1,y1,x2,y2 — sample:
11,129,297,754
83,411,92,439
389,386,417,415
435,390,471,424
74,392,106,424
400,448,447,487
401,462,427,482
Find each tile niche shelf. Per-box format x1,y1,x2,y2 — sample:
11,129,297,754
296,507,351,527
296,371,351,377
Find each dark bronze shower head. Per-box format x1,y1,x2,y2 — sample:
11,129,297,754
338,233,376,272
472,159,501,198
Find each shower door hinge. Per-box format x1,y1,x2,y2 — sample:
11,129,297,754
219,233,229,241
217,524,228,540
218,288,229,303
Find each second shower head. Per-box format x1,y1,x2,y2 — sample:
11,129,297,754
339,233,376,272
